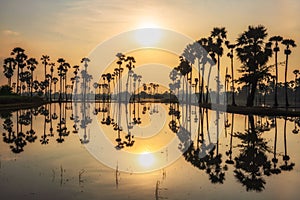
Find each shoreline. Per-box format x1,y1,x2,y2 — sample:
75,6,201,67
0,98,300,117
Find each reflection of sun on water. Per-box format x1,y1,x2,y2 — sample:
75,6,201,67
138,152,155,168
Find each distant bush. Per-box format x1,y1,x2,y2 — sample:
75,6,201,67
0,85,13,96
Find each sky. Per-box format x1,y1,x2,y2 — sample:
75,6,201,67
0,0,300,86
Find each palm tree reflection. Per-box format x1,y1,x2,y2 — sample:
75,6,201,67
233,115,271,192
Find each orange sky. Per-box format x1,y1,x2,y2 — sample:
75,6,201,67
0,0,299,86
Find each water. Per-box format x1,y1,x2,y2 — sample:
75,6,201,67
0,102,299,200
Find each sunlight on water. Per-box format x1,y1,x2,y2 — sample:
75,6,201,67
139,152,155,168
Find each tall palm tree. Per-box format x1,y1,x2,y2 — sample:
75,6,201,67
11,47,27,94
41,55,50,99
41,55,50,80
57,58,66,101
52,77,58,100
281,39,296,107
293,69,299,107
26,58,38,97
3,57,16,87
236,25,272,107
269,36,283,107
197,38,215,104
72,65,80,101
209,27,227,105
225,41,236,106
81,57,90,101
49,62,55,101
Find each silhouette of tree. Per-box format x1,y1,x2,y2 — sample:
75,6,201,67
11,47,27,94
49,62,55,102
236,25,273,107
26,58,38,97
225,41,237,106
3,57,16,87
209,27,227,105
52,77,58,100
269,36,283,107
281,39,296,107
293,69,299,107
197,38,215,103
57,58,70,101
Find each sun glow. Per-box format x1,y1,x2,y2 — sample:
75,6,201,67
137,20,160,28
134,28,162,46
138,152,155,168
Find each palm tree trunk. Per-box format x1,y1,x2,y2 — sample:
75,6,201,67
284,54,289,107
230,55,236,106
217,55,220,105
59,76,62,102
247,81,257,107
17,65,20,94
206,65,212,103
274,51,278,107
31,71,33,97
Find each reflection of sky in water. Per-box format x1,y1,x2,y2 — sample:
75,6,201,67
0,103,299,199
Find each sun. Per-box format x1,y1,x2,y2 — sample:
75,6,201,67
138,152,155,168
134,26,162,46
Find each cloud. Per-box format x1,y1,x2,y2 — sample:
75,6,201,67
2,29,20,36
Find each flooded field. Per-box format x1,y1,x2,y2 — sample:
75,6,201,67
0,102,299,200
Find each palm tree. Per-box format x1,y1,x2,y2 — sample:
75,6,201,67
41,55,50,99
81,57,90,101
225,41,236,106
26,58,38,97
73,65,80,101
41,55,50,80
281,39,297,107
11,47,27,94
197,38,215,104
236,25,272,107
57,58,66,101
269,36,283,107
49,62,55,101
52,77,58,100
293,69,299,107
3,57,16,87
209,27,227,105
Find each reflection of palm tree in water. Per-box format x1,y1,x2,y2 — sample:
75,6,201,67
183,142,226,184
233,115,271,192
25,109,37,143
280,117,295,171
2,112,16,144
225,113,234,165
270,117,281,174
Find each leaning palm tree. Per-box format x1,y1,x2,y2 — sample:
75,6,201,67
3,57,16,87
26,58,38,97
209,27,227,105
269,36,283,107
11,47,27,94
281,39,297,107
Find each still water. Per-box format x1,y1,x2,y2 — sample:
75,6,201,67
0,102,299,200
